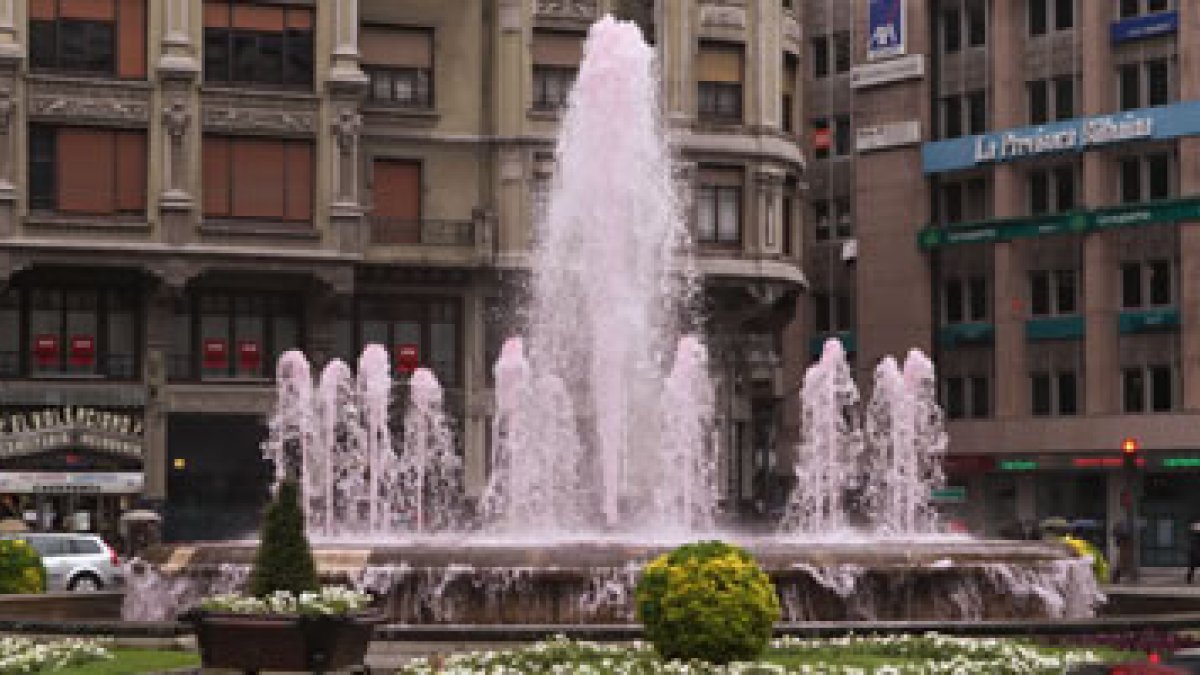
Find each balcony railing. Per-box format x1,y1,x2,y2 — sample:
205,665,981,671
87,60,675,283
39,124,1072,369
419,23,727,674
368,217,476,246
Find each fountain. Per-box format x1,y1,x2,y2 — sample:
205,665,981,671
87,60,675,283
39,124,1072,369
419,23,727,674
127,16,1101,624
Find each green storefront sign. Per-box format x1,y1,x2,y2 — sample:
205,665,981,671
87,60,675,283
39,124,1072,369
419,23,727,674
918,197,1200,250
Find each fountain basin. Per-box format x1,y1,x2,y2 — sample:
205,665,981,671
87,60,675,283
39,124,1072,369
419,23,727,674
129,538,1102,624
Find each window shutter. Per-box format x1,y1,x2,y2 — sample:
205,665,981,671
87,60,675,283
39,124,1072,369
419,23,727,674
232,5,284,31
202,136,231,217
30,0,56,20
58,129,116,214
532,31,584,67
231,139,285,218
60,0,115,20
284,141,313,222
696,44,743,84
373,160,421,220
203,1,230,28
361,28,432,68
117,0,146,78
114,131,146,213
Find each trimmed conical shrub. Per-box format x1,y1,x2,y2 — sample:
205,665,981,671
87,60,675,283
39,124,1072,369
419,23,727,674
249,481,319,597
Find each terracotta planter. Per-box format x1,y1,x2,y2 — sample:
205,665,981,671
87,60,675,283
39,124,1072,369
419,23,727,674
184,610,381,673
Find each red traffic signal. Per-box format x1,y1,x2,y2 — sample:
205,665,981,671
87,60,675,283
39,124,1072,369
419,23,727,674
1121,438,1139,455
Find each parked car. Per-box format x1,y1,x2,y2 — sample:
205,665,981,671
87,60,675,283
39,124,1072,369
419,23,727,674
0,534,124,592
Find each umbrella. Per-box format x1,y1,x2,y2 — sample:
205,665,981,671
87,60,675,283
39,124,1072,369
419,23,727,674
0,518,29,533
1040,517,1070,531
120,510,161,523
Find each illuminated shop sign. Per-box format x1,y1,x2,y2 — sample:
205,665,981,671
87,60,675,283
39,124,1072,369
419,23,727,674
1111,11,1178,44
922,100,1200,174
0,407,144,460
0,472,143,494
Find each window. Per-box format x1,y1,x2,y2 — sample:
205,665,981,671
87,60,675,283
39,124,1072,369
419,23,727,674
1054,0,1074,30
1120,0,1140,18
812,198,851,241
363,27,435,108
0,291,17,378
370,160,421,244
1120,153,1175,203
28,126,146,216
1029,269,1078,316
530,31,582,112
813,200,831,242
834,116,851,156
1123,365,1174,412
967,3,987,46
940,178,989,224
1028,165,1076,215
1032,370,1079,416
782,53,798,134
30,0,146,78
943,96,963,139
21,287,138,379
967,90,987,134
202,136,313,223
942,8,961,53
1029,0,1047,36
943,375,990,419
1121,259,1174,308
1146,58,1170,107
696,43,743,123
833,197,853,238
832,31,851,73
1119,59,1174,110
176,293,301,380
1028,80,1049,124
1121,0,1172,17
203,1,314,88
943,184,964,224
814,293,853,333
1028,76,1076,123
696,168,742,245
782,184,796,256
352,297,462,385
812,35,829,78
1054,76,1075,120
943,276,988,323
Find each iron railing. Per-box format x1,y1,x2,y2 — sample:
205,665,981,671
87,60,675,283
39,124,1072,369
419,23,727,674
368,217,475,246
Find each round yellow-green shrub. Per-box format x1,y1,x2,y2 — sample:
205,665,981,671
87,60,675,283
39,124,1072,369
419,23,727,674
0,539,46,594
635,541,780,664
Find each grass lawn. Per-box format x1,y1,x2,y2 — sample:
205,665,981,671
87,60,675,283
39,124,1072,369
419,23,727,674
52,648,199,675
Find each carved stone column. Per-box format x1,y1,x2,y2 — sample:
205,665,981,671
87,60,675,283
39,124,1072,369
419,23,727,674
142,284,177,505
161,102,192,206
330,106,365,254
755,169,785,255
329,0,367,86
157,0,200,76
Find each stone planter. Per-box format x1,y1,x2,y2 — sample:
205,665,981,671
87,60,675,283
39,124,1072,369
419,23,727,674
184,610,380,673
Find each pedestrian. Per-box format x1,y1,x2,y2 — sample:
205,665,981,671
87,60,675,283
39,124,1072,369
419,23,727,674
1186,521,1200,584
1111,520,1131,584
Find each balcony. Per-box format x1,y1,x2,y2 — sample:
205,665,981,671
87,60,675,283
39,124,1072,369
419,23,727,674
365,217,492,266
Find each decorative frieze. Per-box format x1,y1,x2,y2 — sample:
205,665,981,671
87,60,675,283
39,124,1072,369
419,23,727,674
202,106,317,135
534,0,597,20
700,3,747,30
28,93,150,125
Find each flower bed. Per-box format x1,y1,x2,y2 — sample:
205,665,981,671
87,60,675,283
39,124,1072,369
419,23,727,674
395,634,1127,674
0,636,110,672
197,586,372,616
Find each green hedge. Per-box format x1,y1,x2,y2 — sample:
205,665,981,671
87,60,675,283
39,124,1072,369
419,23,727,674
0,539,46,594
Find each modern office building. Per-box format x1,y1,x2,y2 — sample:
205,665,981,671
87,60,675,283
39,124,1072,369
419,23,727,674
0,0,806,541
804,0,1200,563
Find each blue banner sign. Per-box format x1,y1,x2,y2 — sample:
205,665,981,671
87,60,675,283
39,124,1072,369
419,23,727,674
922,100,1200,174
1111,10,1178,44
868,0,905,61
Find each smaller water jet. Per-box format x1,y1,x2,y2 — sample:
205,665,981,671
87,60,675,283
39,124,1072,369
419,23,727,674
397,368,463,534
651,335,717,532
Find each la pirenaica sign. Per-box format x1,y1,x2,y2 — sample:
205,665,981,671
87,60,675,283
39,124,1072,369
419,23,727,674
922,100,1200,174
0,407,144,460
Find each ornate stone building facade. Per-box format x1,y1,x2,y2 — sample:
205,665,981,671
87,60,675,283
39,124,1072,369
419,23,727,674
0,0,807,539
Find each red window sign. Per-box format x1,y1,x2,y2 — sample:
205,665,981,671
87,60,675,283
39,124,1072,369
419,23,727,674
203,338,229,369
237,340,262,371
68,335,96,366
394,344,420,374
33,334,59,366
813,127,832,151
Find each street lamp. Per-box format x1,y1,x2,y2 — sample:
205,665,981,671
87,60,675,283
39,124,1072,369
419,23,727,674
1120,437,1141,584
